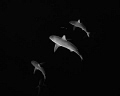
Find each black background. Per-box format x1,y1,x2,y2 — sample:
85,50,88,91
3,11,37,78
0,0,119,96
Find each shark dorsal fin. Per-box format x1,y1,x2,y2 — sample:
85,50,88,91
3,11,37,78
62,35,66,41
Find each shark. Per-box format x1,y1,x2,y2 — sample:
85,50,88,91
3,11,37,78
31,61,46,79
69,19,90,37
49,35,83,60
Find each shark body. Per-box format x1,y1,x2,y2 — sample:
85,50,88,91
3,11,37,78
31,61,46,79
69,19,90,37
50,35,83,60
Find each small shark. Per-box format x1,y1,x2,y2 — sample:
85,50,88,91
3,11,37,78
31,61,46,79
49,35,83,60
69,19,90,37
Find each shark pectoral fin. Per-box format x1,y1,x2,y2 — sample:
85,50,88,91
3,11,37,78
54,44,60,52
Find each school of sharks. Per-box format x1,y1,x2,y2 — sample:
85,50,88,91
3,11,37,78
30,19,91,95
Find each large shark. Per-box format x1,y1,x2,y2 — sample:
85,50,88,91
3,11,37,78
49,35,83,60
